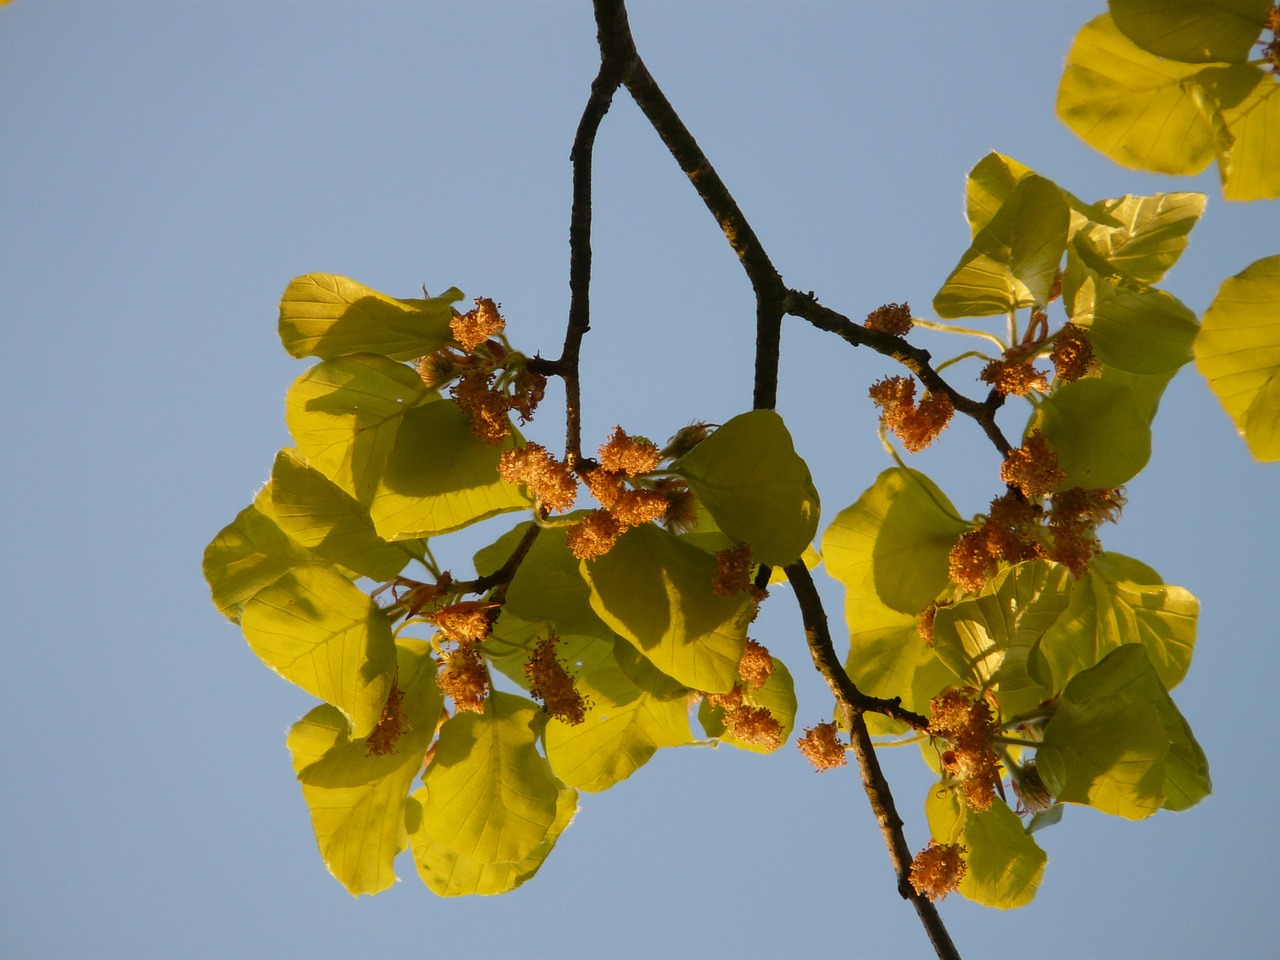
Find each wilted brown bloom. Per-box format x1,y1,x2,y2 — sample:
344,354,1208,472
365,680,408,756
1050,323,1095,382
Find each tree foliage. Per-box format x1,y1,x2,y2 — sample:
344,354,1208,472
203,1,1278,955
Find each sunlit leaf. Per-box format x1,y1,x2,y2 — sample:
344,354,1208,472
203,487,317,621
823,467,968,615
285,639,441,896
698,655,797,754
1195,255,1280,460
1068,271,1199,377
934,175,1070,318
1030,553,1199,693
671,410,820,567
932,561,1070,718
241,565,397,737
1030,379,1151,489
1071,192,1206,287
278,274,463,360
965,152,1111,239
1203,67,1280,201
407,692,576,896
925,788,1046,909
1038,645,1208,818
368,400,530,539
1058,14,1218,175
269,448,418,580
1109,0,1271,63
285,353,436,504
581,523,750,693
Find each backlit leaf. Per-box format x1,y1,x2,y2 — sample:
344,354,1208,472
1068,271,1199,376
1195,255,1280,461
1110,0,1270,63
581,523,751,693
1205,67,1280,201
925,788,1046,909
698,655,797,754
241,565,396,737
1071,192,1206,287
671,409,820,567
278,274,463,360
1030,379,1151,489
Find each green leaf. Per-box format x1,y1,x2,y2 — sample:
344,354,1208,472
368,400,530,540
697,656,797,754
269,448,418,581
278,274,463,361
1195,255,1280,460
1030,553,1199,693
284,639,441,896
581,523,751,693
1057,14,1219,176
965,152,1113,239
925,788,1046,909
670,410,820,567
203,487,317,621
407,691,577,896
544,636,693,792
285,353,436,504
1068,271,1199,377
932,561,1070,719
822,467,968,615
933,174,1070,318
240,565,397,737
1038,645,1209,818
1030,379,1151,489
474,521,612,638
1109,0,1271,63
1203,67,1280,201
1071,192,1206,287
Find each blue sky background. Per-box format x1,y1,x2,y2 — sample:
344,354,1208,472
2,2,1276,958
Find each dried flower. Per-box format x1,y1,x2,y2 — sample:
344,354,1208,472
713,542,755,598
1000,430,1066,497
661,422,714,460
437,641,490,713
797,722,847,771
909,842,967,901
1050,323,1095,382
655,477,699,535
451,297,506,352
864,302,914,335
365,680,408,756
524,633,590,725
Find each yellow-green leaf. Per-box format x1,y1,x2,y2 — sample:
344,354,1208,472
1194,254,1280,460
933,174,1069,318
581,523,751,693
241,565,396,737
285,353,435,504
368,400,530,539
1071,192,1206,287
671,409,820,567
278,274,463,361
285,639,441,896
1030,379,1151,489
925,788,1046,909
1110,0,1271,63
698,655,797,754
408,692,576,896
1206,67,1280,201
269,448,418,581
1068,272,1199,376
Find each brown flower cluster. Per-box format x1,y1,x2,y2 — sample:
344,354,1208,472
1046,485,1125,576
418,298,547,445
908,841,967,901
929,689,1002,813
428,600,496,643
796,722,847,772
980,357,1050,397
365,680,408,756
947,493,1043,593
524,633,590,726
1264,6,1280,73
499,442,579,513
436,641,490,714
864,302,914,336
868,376,954,453
450,297,506,352
566,427,673,559
737,639,774,690
705,686,783,751
1000,430,1065,497
1050,323,1095,382
916,600,952,646
711,542,767,604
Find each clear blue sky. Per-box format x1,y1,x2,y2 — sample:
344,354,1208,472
2,2,1275,958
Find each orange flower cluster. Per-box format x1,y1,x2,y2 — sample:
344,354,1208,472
1046,486,1125,576
1000,430,1065,497
947,494,1041,593
524,633,590,726
864,302,914,336
428,600,496,643
705,686,783,751
436,641,490,714
796,722,847,772
1264,6,1280,73
1050,323,1095,382
737,639,774,690
908,842,967,901
711,542,767,604
499,442,579,513
916,600,950,646
365,680,408,756
980,357,1050,397
450,297,506,352
566,427,673,559
929,689,1002,813
868,376,954,453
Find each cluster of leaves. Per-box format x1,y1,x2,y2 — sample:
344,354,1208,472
205,275,820,895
